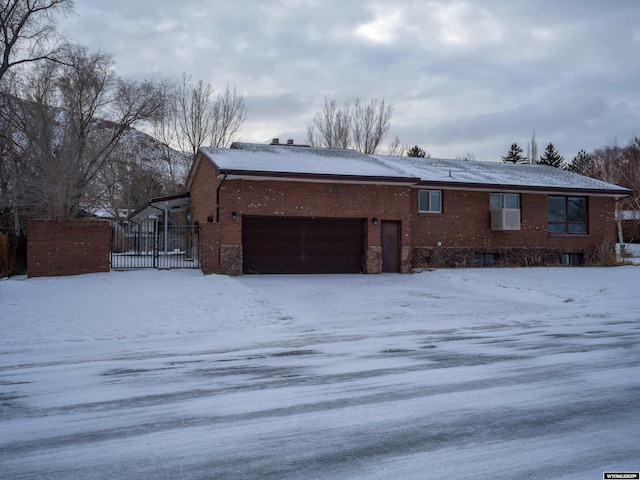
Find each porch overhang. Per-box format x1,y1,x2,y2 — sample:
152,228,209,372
129,192,190,222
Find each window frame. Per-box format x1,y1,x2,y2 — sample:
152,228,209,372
418,189,442,214
490,193,520,210
548,196,588,234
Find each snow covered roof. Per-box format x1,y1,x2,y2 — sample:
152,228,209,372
373,155,633,195
193,143,632,196
197,143,417,183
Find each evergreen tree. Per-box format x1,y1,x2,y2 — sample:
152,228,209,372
568,149,593,174
501,143,526,163
537,143,565,168
406,145,426,158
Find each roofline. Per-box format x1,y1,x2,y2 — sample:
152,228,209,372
194,147,633,197
218,169,420,185
186,151,203,190
147,192,190,204
415,180,633,197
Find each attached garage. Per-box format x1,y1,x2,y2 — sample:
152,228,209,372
242,217,365,274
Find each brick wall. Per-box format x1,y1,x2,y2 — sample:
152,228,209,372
27,220,110,278
218,179,412,245
411,190,614,247
410,189,617,267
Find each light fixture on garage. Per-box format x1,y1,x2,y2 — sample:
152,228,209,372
231,212,238,220
372,218,378,225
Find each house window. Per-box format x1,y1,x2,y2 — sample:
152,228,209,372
419,190,442,213
548,196,587,234
490,193,520,210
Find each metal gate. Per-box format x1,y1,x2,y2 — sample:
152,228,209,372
110,220,200,269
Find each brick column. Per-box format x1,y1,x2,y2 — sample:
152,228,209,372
199,222,222,274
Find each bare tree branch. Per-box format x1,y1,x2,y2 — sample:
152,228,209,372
0,0,73,83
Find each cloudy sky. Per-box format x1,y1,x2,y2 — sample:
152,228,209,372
58,0,640,162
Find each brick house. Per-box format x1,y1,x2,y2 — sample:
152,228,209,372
187,141,632,275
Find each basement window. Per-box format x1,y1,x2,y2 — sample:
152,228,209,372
419,190,442,213
561,253,584,266
475,253,498,267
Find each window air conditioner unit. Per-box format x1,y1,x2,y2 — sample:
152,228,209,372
491,208,521,231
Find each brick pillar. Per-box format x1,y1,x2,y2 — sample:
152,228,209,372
199,222,222,274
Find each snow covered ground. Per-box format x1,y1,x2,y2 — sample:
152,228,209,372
1,264,639,479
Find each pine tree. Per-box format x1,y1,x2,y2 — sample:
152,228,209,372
537,143,565,168
501,143,526,163
568,149,593,174
406,145,426,158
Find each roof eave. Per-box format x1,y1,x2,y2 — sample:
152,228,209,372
218,169,420,185
415,180,633,197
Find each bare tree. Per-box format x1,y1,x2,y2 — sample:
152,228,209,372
526,130,538,164
306,96,352,149
382,135,405,156
576,139,640,244
455,152,475,161
620,138,640,211
306,96,394,154
147,80,192,187
209,85,247,148
2,44,165,224
352,98,393,154
174,73,247,156
94,138,167,220
0,0,73,83
0,88,31,233
175,73,214,156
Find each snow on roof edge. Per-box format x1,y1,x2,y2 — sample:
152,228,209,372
197,145,632,195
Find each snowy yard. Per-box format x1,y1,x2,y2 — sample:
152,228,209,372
1,262,640,479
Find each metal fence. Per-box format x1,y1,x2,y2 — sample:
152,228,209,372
111,220,200,269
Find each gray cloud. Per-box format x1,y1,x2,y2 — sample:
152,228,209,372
58,0,640,162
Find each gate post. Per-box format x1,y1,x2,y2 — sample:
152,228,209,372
153,218,159,268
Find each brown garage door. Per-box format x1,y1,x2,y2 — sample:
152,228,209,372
243,217,365,274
